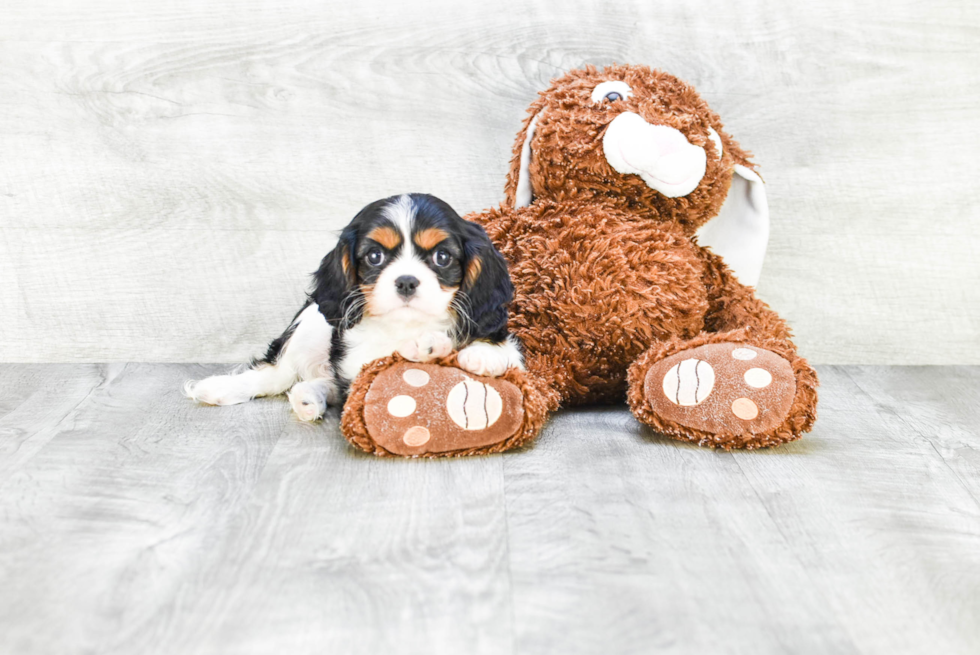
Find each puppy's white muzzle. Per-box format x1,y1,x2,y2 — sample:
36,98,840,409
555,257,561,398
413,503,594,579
602,112,707,198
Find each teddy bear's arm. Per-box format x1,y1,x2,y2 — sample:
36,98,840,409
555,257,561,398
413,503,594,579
699,248,796,351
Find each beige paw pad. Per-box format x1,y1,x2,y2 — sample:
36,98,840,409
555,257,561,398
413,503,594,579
447,378,503,430
662,358,715,406
402,426,431,447
387,395,417,417
731,348,757,361
731,398,759,420
402,369,430,387
743,368,772,388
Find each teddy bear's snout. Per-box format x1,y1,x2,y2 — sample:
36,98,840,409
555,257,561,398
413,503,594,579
601,111,707,198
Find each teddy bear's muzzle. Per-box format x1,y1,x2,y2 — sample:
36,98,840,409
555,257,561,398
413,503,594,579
602,111,708,198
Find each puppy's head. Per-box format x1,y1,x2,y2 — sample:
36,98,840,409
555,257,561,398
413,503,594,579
323,194,512,340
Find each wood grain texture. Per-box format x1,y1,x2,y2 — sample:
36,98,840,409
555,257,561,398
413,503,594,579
502,368,980,654
0,364,979,654
1,0,978,363
0,363,105,486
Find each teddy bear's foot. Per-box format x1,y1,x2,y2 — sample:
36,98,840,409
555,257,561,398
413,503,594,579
630,341,813,449
341,356,550,457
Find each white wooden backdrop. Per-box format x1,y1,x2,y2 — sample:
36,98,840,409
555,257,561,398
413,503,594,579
1,0,978,364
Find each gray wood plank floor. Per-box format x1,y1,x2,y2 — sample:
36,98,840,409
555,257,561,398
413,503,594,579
0,364,978,655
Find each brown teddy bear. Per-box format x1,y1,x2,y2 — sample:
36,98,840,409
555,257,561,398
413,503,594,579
341,64,818,456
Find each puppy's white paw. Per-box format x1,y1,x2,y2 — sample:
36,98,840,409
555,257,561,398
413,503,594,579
287,381,328,422
183,376,253,406
458,340,524,378
397,332,453,362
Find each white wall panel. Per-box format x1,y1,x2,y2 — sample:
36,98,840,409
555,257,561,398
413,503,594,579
1,0,977,363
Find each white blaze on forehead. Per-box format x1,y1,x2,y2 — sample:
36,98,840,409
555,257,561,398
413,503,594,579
591,80,633,104
602,112,707,198
382,194,416,246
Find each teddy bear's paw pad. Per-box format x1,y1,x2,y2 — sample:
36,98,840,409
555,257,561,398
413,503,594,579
644,343,795,435
363,362,525,455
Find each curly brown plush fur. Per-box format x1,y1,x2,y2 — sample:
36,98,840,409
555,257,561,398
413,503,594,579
341,64,818,455
501,66,755,235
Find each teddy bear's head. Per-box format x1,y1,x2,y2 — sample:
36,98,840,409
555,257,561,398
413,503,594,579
503,64,771,286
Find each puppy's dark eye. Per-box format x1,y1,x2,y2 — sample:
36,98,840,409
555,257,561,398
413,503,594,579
604,91,622,102
432,250,452,267
366,249,385,267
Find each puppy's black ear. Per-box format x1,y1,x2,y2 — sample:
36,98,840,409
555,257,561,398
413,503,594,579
458,221,513,343
311,224,358,325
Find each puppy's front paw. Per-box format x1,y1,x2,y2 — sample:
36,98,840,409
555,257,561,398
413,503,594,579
287,381,328,422
397,332,453,362
458,341,523,378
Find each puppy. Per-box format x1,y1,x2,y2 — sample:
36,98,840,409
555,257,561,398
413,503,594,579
184,193,524,421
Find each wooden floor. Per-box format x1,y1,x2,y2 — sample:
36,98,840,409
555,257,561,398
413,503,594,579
1,364,978,655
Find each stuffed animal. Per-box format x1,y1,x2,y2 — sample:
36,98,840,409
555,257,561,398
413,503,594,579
341,64,818,456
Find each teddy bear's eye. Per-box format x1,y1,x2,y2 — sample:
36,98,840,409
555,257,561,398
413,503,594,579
591,81,633,105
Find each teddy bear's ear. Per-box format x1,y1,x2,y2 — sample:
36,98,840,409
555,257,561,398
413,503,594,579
513,112,542,209
695,165,770,288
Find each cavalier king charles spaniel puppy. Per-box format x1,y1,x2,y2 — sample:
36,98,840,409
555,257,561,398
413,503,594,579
184,193,523,421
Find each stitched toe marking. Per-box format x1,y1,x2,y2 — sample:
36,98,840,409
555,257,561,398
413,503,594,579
447,378,503,430
662,359,715,406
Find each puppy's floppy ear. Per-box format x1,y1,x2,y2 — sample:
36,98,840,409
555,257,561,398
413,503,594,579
457,221,513,343
311,224,358,325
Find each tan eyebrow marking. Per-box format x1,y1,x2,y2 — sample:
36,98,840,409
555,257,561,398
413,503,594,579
464,256,482,288
367,226,402,250
414,227,449,251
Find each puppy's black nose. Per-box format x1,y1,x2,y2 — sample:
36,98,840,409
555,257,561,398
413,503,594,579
395,275,420,298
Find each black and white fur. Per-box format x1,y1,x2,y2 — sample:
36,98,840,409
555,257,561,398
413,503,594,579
184,193,523,421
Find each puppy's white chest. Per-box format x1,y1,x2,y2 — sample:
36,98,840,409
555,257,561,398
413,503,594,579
338,314,452,382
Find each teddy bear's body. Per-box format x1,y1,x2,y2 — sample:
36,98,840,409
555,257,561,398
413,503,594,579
342,64,818,456
474,201,710,404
